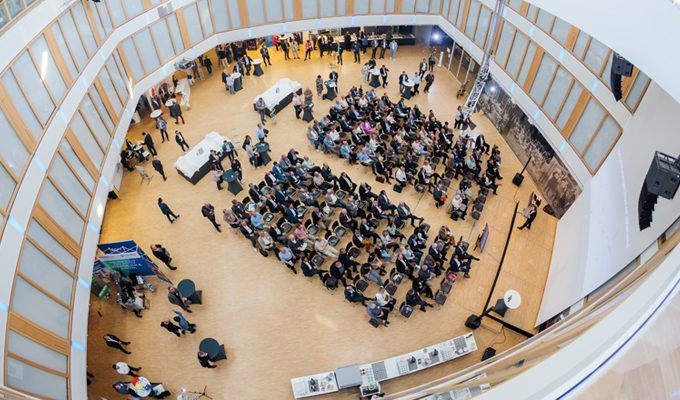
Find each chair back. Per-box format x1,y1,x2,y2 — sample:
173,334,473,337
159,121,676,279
441,281,452,294
435,290,447,307
385,282,397,296
399,302,413,318
356,279,369,293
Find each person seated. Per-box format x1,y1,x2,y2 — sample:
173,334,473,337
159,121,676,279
360,218,381,244
222,209,241,229
455,242,480,263
323,134,339,154
377,190,397,214
412,277,434,299
272,185,291,206
357,149,376,174
239,221,260,251
333,99,348,114
402,244,422,265
353,230,374,251
449,253,471,278
278,247,298,274
300,256,326,279
325,189,347,209
345,285,371,306
371,201,389,220
351,129,366,146
406,288,434,312
428,242,447,265
264,194,285,215
348,105,363,122
331,261,352,286
374,157,392,183
340,141,357,164
359,181,378,201
339,247,360,272
328,127,341,144
269,223,288,243
396,254,416,280
315,236,340,258
338,172,357,193
257,231,278,253
299,188,321,209
321,163,338,183
231,199,248,220
287,171,309,189
272,162,289,183
380,230,400,252
264,171,278,187
361,262,384,287
458,177,476,203
313,171,334,191
346,197,367,220
302,156,322,175
339,209,358,231
450,194,468,220
433,184,447,208
338,116,353,133
482,173,500,195
250,211,266,229
287,234,313,259
418,168,434,193
386,217,407,241
286,203,303,224
397,201,423,226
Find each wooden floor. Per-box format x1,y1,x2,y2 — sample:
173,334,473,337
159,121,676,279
87,40,557,400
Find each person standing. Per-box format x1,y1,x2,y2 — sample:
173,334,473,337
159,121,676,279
167,286,192,313
260,45,271,66
104,334,131,354
198,351,216,368
389,40,398,60
352,40,361,63
210,164,224,190
174,311,196,333
419,58,427,79
318,35,325,57
380,37,387,59
160,318,181,338
255,97,267,125
203,56,213,75
380,65,389,87
316,75,324,98
304,40,313,61
282,39,290,60
226,73,235,95
291,39,300,60
411,71,421,95
428,53,436,72
143,132,157,156
424,71,435,93
151,156,166,181
371,38,379,59
157,198,179,223
518,205,537,230
155,117,168,142
202,202,221,232
150,244,176,270
175,131,191,152
113,362,141,377
337,42,344,65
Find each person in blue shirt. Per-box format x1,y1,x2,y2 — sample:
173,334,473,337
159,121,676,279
113,382,132,394
274,185,293,206
173,310,196,333
352,40,361,63
250,211,265,229
358,148,375,174
157,198,179,223
323,134,339,155
286,203,302,224
340,141,356,165
278,247,298,274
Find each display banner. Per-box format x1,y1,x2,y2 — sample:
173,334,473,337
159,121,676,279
96,240,172,284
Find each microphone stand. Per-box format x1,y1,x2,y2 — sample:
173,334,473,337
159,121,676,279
182,386,213,400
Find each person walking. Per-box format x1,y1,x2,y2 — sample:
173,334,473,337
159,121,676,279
389,40,398,60
160,318,182,337
203,56,213,75
174,310,196,333
424,71,435,93
282,39,290,60
352,40,361,63
260,45,272,66
151,156,166,181
167,286,192,313
104,334,131,354
175,131,191,152
255,97,267,125
150,244,176,270
428,53,436,72
113,362,141,377
316,75,324,98
157,198,179,223
518,205,537,230
155,117,168,142
143,132,157,156
380,65,389,87
379,37,387,59
201,202,221,232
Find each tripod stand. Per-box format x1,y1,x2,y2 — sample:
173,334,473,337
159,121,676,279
182,386,213,400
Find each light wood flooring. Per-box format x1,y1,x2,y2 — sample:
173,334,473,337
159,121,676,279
87,40,557,400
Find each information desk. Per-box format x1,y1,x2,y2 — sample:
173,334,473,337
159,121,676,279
290,333,477,398
252,78,303,116
291,371,338,398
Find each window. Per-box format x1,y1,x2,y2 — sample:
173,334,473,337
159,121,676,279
0,106,30,178
6,357,68,400
134,28,161,72
106,56,130,104
583,37,609,74
70,112,105,167
464,0,480,38
569,98,606,153
71,3,98,55
505,31,528,78
494,22,514,68
151,19,176,64
90,0,110,39
89,87,115,131
98,69,124,115
12,51,56,123
507,0,521,11
572,31,589,58
416,0,429,13
198,0,214,36
107,0,128,26
550,17,570,45
429,0,441,13
474,6,490,47
535,9,553,32
121,37,145,80
1,70,43,137
8,330,68,374
529,54,558,104
284,0,295,19
600,53,612,89
39,180,85,242
517,42,536,86
402,0,415,13
338,0,347,14
81,93,111,145
11,276,71,339
29,35,68,103
227,0,241,28
625,71,649,110
321,0,337,15
245,0,265,24
526,4,538,21
58,139,96,191
123,0,145,18
556,83,583,130
0,163,16,211
50,22,79,79
29,218,78,273
49,154,92,215
301,0,318,18
583,116,620,170
59,11,90,68
19,240,75,305
167,14,185,53
211,0,231,30
355,0,369,14
184,4,205,44
543,67,573,120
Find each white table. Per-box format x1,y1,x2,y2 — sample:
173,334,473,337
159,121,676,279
173,131,229,184
252,78,303,116
175,78,191,107
291,371,338,398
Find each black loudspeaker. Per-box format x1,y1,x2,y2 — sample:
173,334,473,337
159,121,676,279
481,347,496,361
645,152,680,200
512,173,524,186
611,73,623,102
639,183,657,230
611,52,634,77
465,315,481,329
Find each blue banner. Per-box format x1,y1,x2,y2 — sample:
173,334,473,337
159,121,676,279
97,240,172,284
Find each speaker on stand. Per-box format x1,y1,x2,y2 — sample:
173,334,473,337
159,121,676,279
512,156,532,187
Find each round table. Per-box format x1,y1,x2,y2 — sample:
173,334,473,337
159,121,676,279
253,59,264,76
132,377,152,397
369,69,381,88
324,81,337,101
222,170,243,195
302,101,315,122
402,81,415,100
150,110,162,119
256,143,272,166
233,73,243,92
177,279,202,304
199,338,228,361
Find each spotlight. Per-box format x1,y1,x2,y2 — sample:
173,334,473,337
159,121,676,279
433,34,440,40
489,86,495,92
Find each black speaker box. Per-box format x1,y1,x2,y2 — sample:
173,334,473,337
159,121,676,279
611,52,634,77
465,315,481,329
512,173,524,186
645,152,680,200
638,182,658,230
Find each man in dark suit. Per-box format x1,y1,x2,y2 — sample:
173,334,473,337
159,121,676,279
248,183,264,207
151,156,166,181
345,285,370,306
518,205,537,230
264,171,277,187
449,253,471,278
339,116,352,133
433,184,447,208
360,219,380,244
286,203,302,224
104,334,131,354
150,244,176,270
143,132,156,156
359,182,378,201
396,254,416,280
260,45,272,66
377,190,397,214
375,157,392,183
475,133,490,154
201,202,221,232
397,201,423,226
339,209,358,231
331,261,352,287
265,194,285,215
338,172,357,194
406,288,434,312
240,221,259,250
274,185,293,206
209,150,223,170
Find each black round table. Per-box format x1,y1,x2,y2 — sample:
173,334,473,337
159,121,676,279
256,143,272,166
402,82,414,100
302,101,314,122
253,59,264,76
233,73,243,92
369,69,381,88
324,81,337,101
199,338,228,361
177,279,202,304
222,170,243,195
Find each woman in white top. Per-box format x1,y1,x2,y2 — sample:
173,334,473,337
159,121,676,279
291,40,300,59
375,287,397,313
419,127,433,147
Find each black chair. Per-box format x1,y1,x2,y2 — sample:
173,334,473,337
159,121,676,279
336,190,347,200
434,290,447,308
310,188,322,200
474,202,484,213
399,301,413,319
441,277,453,294
286,187,298,198
384,281,397,296
353,275,369,293
313,254,326,267
295,200,308,218
394,217,406,231
263,212,275,223
348,246,362,259
322,273,338,291
368,218,380,229
333,220,347,238
476,195,487,205
414,184,425,194
258,181,267,190
356,200,367,210
389,268,403,285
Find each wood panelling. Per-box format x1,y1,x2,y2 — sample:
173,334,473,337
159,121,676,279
621,67,639,100
459,0,470,33
561,89,590,138
115,44,136,85
394,0,402,13
293,0,303,19
44,29,75,88
564,26,579,52
0,85,38,151
142,0,153,11
522,48,544,92
8,313,70,354
92,79,120,125
64,127,100,179
237,0,249,26
32,204,81,257
82,0,103,46
174,8,193,51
